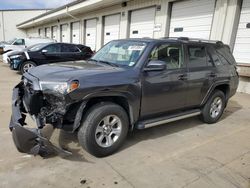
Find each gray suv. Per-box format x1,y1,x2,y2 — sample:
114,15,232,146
9,37,239,157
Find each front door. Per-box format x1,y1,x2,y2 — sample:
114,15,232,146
141,43,188,119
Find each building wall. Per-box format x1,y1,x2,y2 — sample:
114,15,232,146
0,9,49,41
22,0,250,93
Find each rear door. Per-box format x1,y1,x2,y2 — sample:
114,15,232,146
60,44,82,61
185,44,216,106
141,42,188,118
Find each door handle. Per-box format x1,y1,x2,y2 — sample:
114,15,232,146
209,72,217,78
178,74,187,81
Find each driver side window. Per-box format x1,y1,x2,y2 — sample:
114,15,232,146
149,44,184,69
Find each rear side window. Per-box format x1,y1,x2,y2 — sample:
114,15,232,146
61,44,80,53
187,46,207,67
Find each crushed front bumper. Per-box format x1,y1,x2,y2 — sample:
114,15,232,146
9,84,71,157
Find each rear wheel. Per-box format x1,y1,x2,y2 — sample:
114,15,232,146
77,102,129,157
200,90,226,124
20,61,36,74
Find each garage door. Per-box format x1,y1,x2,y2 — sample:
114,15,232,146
169,0,215,39
45,27,51,38
39,28,45,37
130,7,155,38
61,24,69,43
85,19,97,51
71,22,80,44
233,0,250,64
104,14,120,44
52,26,59,41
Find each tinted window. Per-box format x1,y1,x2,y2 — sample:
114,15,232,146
207,46,222,66
216,46,235,65
43,44,61,53
149,44,184,69
61,44,80,52
188,46,207,67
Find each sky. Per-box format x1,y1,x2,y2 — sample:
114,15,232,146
0,0,75,9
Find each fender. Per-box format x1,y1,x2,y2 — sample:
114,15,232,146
72,90,140,132
201,80,230,106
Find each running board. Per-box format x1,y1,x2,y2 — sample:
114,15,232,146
136,109,201,129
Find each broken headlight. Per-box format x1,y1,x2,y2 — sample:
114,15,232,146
39,80,79,94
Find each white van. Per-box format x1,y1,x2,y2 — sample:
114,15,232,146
2,37,55,53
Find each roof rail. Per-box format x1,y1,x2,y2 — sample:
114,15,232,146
160,37,224,45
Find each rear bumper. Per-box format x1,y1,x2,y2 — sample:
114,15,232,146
9,85,71,157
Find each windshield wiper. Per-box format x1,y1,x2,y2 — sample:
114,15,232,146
89,59,119,67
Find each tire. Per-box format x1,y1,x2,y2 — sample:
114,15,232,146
77,102,129,157
200,90,226,124
20,61,36,74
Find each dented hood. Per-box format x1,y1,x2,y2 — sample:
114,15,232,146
28,60,124,82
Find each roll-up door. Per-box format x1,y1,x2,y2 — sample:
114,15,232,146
130,7,155,38
61,24,69,43
104,14,120,44
233,0,250,64
85,19,97,51
71,22,80,44
169,0,215,39
45,27,51,38
52,26,58,41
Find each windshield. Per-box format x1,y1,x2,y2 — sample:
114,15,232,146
6,38,16,44
28,43,49,51
91,41,147,67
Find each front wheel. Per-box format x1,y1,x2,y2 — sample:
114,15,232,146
200,90,226,124
77,102,129,157
20,61,36,74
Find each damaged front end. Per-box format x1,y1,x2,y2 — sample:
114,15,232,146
9,79,83,157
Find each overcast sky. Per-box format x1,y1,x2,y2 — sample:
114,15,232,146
0,0,75,9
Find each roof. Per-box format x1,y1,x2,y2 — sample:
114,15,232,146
17,0,123,29
0,9,50,11
17,0,85,27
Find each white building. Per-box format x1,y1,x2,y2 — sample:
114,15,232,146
16,0,250,93
0,9,50,41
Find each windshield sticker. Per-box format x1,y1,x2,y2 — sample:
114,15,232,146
128,46,145,51
129,62,135,66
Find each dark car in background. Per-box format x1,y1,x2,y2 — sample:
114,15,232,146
9,42,93,74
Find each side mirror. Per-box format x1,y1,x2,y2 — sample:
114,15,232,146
144,60,166,71
41,49,48,54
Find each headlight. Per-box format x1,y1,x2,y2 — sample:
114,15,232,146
39,80,79,94
10,55,22,59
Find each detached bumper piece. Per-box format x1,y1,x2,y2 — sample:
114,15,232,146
9,84,71,158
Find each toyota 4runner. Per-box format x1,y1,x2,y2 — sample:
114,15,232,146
9,37,239,157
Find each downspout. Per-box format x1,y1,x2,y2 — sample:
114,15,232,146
65,6,79,20
1,11,5,41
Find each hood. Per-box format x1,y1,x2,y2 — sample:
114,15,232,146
27,60,126,82
8,50,26,57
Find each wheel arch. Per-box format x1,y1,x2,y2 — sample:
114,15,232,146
201,81,230,106
72,94,137,132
